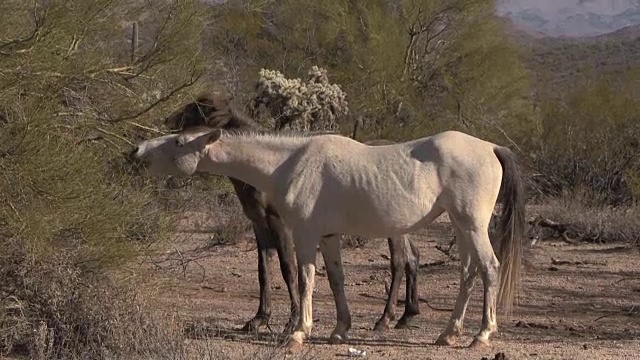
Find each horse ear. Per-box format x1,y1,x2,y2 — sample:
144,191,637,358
205,93,233,127
207,129,222,144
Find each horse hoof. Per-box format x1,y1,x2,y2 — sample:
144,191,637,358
240,316,269,333
240,322,258,333
394,320,412,330
329,333,347,344
373,321,390,332
285,338,303,352
469,338,491,348
434,334,457,346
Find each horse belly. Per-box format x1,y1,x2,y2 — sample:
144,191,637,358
337,194,434,237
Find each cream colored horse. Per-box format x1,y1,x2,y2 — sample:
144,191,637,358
130,126,525,350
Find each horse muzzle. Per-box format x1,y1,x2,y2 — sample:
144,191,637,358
125,146,149,172
127,146,140,162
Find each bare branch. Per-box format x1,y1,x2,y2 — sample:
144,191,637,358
109,71,203,123
95,127,135,146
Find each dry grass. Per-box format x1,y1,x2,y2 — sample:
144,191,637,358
0,240,173,359
534,197,640,245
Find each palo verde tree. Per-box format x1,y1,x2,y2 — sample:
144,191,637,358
0,0,209,357
207,0,533,145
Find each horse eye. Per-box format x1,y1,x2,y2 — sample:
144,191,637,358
175,139,183,147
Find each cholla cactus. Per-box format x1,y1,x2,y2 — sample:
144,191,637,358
253,66,348,132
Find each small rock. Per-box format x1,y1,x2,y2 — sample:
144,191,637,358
483,353,508,360
582,344,589,350
348,347,366,357
548,266,559,271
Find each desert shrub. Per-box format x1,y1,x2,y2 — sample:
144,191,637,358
534,196,640,245
528,75,640,205
205,191,252,247
0,240,186,359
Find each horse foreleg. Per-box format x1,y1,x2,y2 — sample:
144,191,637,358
319,235,351,343
268,212,300,333
241,224,273,332
286,235,319,350
396,235,421,329
436,222,478,346
374,237,404,331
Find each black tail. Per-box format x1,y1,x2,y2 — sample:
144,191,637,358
493,146,526,315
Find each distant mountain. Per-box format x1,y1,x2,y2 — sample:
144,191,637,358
497,0,640,37
501,17,640,100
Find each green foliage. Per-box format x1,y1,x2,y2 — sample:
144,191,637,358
522,33,640,97
209,0,532,147
0,0,211,357
529,72,640,205
0,0,209,258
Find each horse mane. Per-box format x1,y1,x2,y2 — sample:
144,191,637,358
165,91,262,132
219,95,261,130
219,128,315,142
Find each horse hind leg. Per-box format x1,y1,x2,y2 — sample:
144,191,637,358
395,235,421,329
374,237,405,331
469,230,500,348
435,218,479,346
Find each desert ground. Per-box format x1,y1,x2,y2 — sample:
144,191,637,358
153,206,640,360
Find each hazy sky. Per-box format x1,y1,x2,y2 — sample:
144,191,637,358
497,0,639,17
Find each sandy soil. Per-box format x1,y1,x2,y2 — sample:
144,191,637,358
155,210,640,360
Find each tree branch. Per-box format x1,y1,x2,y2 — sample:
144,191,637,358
109,71,202,123
0,1,48,56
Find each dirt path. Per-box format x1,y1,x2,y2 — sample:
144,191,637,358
156,211,640,360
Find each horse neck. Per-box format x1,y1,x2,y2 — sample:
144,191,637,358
202,134,309,194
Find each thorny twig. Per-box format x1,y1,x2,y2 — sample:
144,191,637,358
144,247,216,282
592,305,639,322
381,282,453,312
95,127,135,146
126,121,166,135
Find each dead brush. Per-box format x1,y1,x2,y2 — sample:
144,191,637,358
534,197,640,245
0,240,187,360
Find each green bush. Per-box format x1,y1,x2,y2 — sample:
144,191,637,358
0,0,213,358
528,75,640,205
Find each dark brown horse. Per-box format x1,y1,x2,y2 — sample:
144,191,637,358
163,93,420,332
